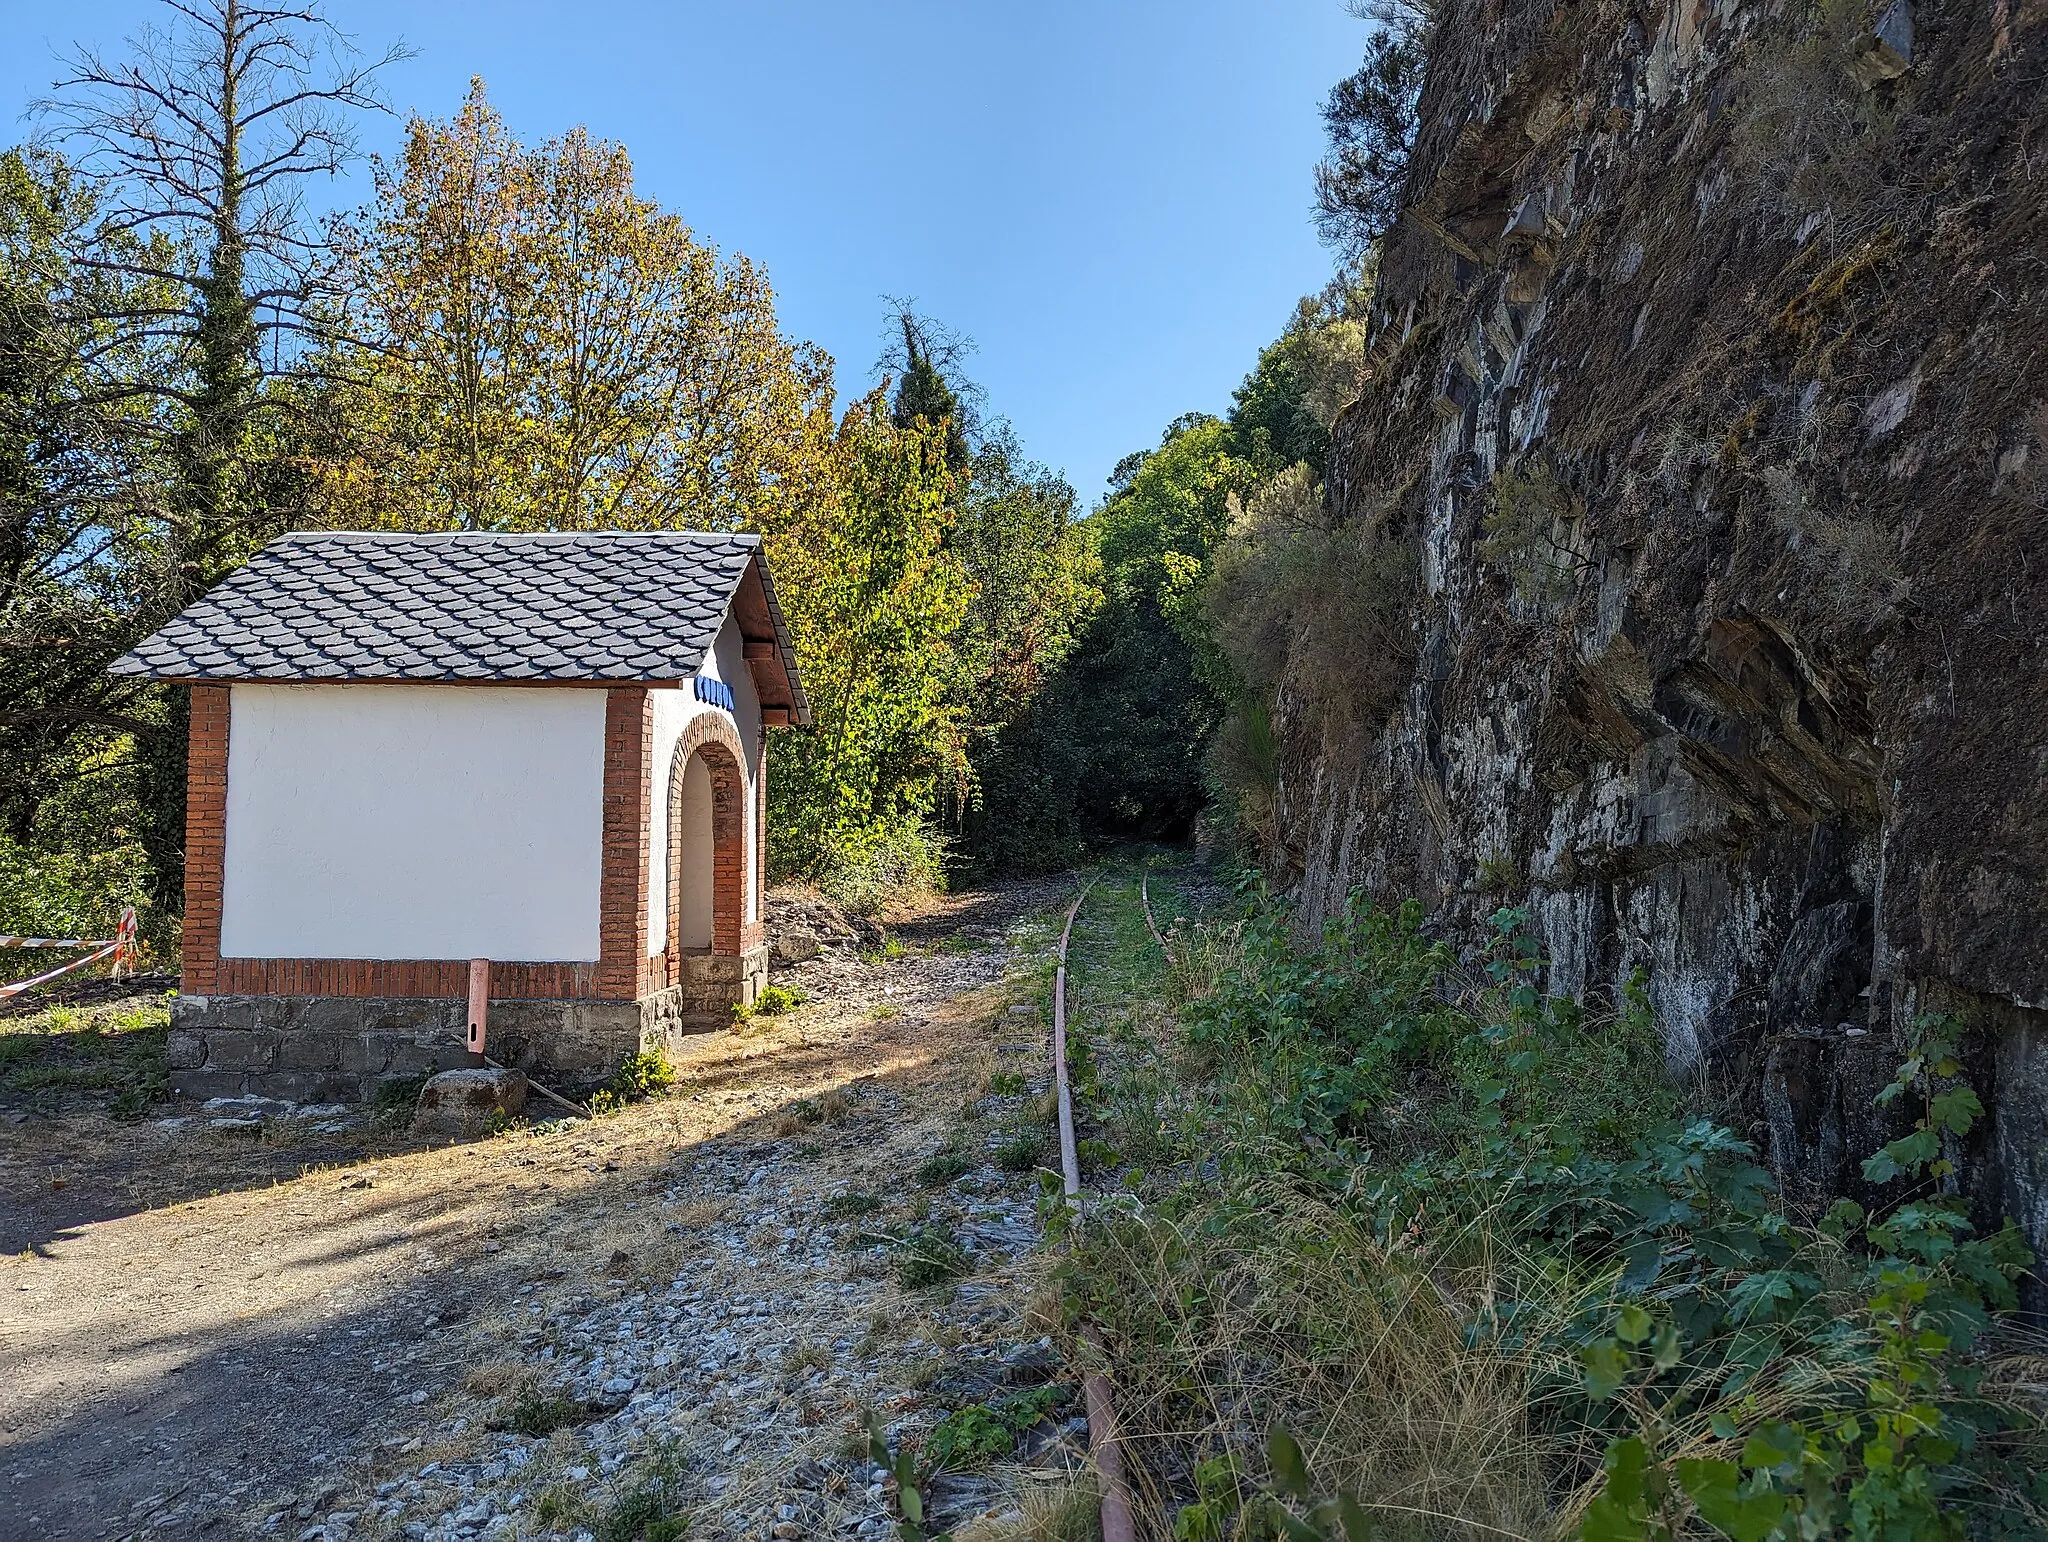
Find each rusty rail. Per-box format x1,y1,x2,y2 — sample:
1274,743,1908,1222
1051,883,1136,1542
1138,871,1170,961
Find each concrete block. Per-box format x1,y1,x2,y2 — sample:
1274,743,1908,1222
382,1038,463,1077
246,996,305,1032
336,1034,395,1075
262,1069,357,1104
363,998,457,1037
165,1030,208,1071
299,997,372,1035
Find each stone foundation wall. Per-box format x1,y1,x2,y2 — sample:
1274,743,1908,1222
170,945,768,1101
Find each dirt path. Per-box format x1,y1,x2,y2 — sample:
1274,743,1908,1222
0,878,1084,1542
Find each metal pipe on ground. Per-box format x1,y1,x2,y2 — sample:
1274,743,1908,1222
1052,884,1136,1542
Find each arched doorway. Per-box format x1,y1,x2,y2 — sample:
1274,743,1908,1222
665,717,748,979
673,753,715,951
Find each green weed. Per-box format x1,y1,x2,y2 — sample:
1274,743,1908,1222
916,1147,972,1187
590,1047,677,1115
734,983,805,1021
994,1128,1047,1173
498,1379,585,1438
923,1386,1062,1472
1060,877,2045,1538
893,1224,970,1289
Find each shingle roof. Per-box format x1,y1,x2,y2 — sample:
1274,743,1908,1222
109,531,797,694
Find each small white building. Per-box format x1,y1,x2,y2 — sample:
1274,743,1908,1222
110,531,809,1101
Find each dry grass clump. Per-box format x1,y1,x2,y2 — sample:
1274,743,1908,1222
814,1086,853,1122
459,1359,529,1398
1071,1173,1593,1539
669,1197,729,1229
956,1475,1102,1542
1758,463,1908,628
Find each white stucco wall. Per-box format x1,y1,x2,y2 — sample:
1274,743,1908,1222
645,612,763,955
220,684,608,961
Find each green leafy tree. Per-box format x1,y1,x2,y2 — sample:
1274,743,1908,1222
760,392,970,880
885,307,973,474
1314,0,1435,259
972,415,1252,861
0,149,172,940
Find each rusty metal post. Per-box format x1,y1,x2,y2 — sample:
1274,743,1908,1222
467,958,490,1064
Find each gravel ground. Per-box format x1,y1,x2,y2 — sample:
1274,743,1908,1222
2,878,1090,1542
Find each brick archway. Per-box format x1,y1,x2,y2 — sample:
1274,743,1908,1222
666,712,748,976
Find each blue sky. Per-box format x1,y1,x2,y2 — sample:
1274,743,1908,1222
2,1,1364,501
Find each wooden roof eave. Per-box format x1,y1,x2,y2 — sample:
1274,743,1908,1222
733,551,812,727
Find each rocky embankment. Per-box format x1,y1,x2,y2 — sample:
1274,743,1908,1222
1280,0,2048,1287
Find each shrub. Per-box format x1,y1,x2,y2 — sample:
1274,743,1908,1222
1477,461,1586,603
590,1048,678,1114
1726,0,1905,240
735,983,805,1021
813,821,948,917
1202,471,1418,759
375,1072,430,1111
0,831,154,976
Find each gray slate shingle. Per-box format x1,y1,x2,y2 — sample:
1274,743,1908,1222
110,531,775,685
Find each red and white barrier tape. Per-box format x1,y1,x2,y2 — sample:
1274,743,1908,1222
0,908,137,1000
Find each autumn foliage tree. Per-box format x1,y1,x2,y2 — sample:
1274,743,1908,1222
316,81,832,534
7,30,1101,923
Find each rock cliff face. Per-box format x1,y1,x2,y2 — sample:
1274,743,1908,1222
1283,0,2048,1292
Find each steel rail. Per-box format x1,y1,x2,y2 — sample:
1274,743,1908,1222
1050,882,1136,1542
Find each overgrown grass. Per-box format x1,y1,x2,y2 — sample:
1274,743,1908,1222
812,821,949,917
0,993,171,1116
1057,875,2048,1540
